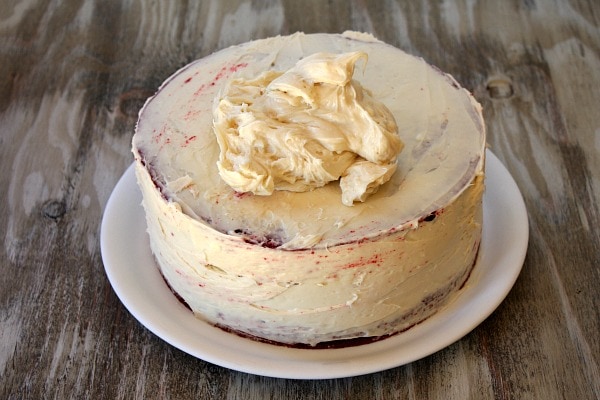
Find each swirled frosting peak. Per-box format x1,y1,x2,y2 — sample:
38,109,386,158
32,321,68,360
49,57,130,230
213,51,404,206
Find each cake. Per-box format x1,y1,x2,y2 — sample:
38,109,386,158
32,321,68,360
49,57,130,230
132,32,486,347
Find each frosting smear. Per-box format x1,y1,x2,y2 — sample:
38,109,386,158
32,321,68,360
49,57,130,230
213,51,403,206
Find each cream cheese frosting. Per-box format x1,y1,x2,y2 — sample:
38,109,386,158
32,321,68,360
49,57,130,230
213,51,403,206
133,31,484,251
132,32,486,346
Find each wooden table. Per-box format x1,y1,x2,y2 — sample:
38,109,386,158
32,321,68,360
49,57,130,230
2,1,599,398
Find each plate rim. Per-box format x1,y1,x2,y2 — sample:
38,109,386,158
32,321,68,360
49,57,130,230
100,150,528,379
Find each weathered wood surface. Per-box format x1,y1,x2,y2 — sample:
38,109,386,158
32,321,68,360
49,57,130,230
1,0,599,399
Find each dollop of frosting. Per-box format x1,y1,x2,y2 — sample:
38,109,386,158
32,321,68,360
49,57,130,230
213,51,403,206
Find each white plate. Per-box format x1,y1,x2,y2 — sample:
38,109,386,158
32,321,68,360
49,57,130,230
101,150,528,380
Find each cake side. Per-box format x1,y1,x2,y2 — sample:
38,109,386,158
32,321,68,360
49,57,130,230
134,161,483,346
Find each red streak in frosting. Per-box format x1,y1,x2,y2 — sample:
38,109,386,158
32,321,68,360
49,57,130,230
234,191,251,199
152,126,166,144
183,109,202,121
342,254,382,269
193,62,249,96
182,135,197,146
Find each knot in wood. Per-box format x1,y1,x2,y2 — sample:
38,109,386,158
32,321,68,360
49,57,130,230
42,200,67,220
486,77,514,99
118,89,153,118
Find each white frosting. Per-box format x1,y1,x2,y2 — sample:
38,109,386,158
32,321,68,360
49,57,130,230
132,32,486,346
214,51,403,206
133,32,484,250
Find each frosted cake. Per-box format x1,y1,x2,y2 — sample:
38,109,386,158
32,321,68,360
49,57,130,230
132,32,486,347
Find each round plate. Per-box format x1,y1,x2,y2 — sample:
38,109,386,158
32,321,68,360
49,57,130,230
100,150,528,379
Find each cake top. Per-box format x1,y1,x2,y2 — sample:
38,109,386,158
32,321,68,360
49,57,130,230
133,32,485,249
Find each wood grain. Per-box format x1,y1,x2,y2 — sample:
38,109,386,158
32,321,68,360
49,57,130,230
1,0,599,399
